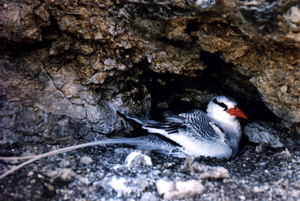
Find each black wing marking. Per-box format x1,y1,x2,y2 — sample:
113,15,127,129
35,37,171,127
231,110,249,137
178,110,221,140
144,110,221,140
144,118,187,134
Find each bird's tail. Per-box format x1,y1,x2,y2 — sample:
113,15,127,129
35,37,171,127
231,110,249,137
0,139,134,179
117,111,164,126
117,110,144,125
0,136,184,179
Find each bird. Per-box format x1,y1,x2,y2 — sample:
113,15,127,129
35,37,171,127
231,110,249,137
0,96,248,179
116,95,248,159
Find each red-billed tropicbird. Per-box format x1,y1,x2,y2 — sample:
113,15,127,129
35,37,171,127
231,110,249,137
116,95,248,159
0,96,248,179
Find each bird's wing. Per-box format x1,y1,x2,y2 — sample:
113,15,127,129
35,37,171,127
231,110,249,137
143,110,222,141
178,110,222,140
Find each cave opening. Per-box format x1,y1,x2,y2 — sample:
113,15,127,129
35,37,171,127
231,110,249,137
138,51,281,125
121,51,284,152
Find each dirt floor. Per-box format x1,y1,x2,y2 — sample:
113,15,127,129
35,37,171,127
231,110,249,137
1,140,300,201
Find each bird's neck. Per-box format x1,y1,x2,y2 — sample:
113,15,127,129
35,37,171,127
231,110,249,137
207,113,241,134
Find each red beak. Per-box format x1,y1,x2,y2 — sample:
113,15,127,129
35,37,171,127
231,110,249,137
227,106,248,119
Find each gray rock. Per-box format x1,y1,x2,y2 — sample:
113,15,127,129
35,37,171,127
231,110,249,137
244,121,285,148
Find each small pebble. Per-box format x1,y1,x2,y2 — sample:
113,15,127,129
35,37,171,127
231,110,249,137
80,156,93,165
140,192,159,201
281,148,292,158
125,150,152,167
27,171,34,177
56,168,76,182
294,180,300,189
44,183,55,191
181,157,229,179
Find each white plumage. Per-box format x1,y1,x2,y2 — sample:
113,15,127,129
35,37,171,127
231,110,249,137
117,95,248,159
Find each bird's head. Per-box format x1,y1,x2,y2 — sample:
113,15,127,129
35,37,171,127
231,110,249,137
207,96,248,122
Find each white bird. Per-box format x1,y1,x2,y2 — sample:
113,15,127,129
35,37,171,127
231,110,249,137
0,96,248,179
117,96,248,159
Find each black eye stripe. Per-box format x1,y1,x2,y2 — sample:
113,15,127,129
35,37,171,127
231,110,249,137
212,99,228,111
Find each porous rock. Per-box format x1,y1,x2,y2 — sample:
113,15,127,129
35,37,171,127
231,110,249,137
43,168,77,183
181,156,230,179
244,121,285,148
156,178,204,200
80,156,93,165
125,150,153,168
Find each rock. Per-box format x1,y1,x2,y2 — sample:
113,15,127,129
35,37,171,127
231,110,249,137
156,179,176,197
103,176,127,196
244,121,285,148
125,150,153,168
253,186,269,193
281,148,292,158
140,192,159,201
101,175,149,197
174,180,204,199
59,160,70,168
197,165,230,179
181,155,196,171
43,168,76,183
44,183,55,192
255,143,266,153
80,156,93,165
0,2,44,42
55,168,77,182
156,179,204,200
181,156,230,179
294,181,300,189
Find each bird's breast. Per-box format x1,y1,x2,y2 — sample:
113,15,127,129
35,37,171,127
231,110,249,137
167,133,232,159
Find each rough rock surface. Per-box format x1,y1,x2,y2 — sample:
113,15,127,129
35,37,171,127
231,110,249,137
244,121,285,148
1,0,300,150
1,0,300,199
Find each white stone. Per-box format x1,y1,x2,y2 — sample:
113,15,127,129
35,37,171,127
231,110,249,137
174,180,204,199
156,179,204,200
109,176,127,192
80,156,93,165
56,168,76,182
125,150,152,167
140,192,159,201
155,179,176,196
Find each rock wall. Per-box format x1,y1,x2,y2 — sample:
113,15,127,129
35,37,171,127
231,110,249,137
1,0,300,149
